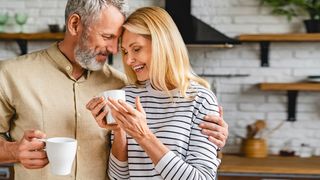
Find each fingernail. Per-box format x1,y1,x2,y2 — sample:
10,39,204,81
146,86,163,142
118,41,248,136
34,130,42,134
199,123,204,127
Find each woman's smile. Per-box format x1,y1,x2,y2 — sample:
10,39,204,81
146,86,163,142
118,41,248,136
132,64,146,72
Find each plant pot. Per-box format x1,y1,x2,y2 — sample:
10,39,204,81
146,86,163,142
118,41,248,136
304,20,320,33
241,138,268,158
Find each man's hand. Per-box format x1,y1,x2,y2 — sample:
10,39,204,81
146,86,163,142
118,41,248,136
86,96,120,131
14,130,48,169
199,107,228,149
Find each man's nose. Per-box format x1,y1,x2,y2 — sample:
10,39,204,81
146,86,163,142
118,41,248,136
107,39,119,54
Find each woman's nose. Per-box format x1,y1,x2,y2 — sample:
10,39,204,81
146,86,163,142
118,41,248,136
126,54,135,65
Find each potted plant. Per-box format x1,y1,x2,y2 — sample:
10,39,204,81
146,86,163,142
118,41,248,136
260,0,320,33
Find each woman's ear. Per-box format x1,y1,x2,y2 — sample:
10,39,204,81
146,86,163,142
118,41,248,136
67,13,82,36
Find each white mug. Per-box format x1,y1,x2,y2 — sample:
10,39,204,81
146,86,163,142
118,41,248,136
44,137,77,175
102,90,126,124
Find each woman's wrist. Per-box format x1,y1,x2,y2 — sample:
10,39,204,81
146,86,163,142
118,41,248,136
135,132,169,165
113,129,126,137
112,129,128,161
133,129,154,144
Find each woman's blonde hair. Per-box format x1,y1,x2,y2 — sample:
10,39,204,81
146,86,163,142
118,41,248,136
122,6,209,98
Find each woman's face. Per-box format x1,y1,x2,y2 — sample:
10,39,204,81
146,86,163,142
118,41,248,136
121,30,152,81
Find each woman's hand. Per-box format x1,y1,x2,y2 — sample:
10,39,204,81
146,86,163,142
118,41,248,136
107,96,152,141
108,96,169,164
86,96,120,131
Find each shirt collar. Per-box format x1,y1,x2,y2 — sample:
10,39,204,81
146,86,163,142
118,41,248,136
46,43,91,80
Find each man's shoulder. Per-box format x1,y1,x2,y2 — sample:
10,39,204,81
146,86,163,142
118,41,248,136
0,49,49,71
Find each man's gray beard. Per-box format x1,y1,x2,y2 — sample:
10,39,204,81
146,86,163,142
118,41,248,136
74,44,106,71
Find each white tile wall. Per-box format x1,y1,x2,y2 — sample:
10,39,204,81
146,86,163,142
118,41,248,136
0,0,319,156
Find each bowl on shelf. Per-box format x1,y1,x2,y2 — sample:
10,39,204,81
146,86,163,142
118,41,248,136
48,24,60,33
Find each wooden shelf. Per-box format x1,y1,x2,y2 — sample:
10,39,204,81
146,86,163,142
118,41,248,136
238,33,320,67
260,82,320,91
259,82,320,121
219,154,320,178
0,32,64,55
0,32,64,40
239,33,320,42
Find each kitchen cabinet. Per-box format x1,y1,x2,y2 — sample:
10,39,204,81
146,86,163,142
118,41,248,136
238,33,320,67
218,154,320,180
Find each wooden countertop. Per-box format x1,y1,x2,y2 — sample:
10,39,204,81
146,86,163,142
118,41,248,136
219,154,320,175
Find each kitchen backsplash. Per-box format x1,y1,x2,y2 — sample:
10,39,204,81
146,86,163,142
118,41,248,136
0,0,319,156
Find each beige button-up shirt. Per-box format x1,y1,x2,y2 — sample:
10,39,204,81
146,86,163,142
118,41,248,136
0,44,126,180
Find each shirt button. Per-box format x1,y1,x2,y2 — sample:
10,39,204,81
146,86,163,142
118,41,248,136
66,66,71,71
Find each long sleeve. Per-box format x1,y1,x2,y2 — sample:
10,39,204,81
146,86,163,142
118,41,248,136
154,88,221,179
108,132,130,180
108,150,130,179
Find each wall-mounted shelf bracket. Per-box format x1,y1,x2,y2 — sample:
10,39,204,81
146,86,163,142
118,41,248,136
260,41,270,67
108,54,113,65
287,90,298,122
238,33,320,67
16,39,28,55
260,82,320,122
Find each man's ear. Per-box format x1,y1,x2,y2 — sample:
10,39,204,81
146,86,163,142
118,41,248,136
67,13,82,36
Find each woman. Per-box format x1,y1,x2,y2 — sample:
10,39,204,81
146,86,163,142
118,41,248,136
88,7,221,179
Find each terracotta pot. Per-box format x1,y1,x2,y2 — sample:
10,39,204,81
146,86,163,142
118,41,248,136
241,138,268,158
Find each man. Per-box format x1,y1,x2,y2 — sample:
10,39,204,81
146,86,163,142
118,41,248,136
0,0,228,180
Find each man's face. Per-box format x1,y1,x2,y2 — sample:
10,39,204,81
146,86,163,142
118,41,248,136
75,5,125,71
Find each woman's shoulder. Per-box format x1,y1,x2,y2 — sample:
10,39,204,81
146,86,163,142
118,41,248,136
189,82,215,96
189,82,218,104
122,84,148,93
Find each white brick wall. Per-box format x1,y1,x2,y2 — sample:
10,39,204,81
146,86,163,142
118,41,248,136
0,0,319,157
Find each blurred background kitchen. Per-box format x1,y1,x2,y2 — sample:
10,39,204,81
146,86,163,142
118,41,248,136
1,0,320,179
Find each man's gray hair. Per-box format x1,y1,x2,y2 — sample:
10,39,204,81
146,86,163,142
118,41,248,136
65,0,128,27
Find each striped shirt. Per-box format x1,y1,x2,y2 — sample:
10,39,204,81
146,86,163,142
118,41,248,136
108,81,221,179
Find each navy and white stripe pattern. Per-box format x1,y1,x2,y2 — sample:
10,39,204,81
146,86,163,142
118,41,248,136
108,81,221,179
